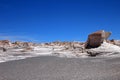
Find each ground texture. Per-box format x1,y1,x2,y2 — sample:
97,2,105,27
0,56,120,80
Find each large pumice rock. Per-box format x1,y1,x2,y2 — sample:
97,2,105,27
85,30,111,49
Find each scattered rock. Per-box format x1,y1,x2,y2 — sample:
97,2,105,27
12,41,34,48
0,30,120,58
108,39,120,47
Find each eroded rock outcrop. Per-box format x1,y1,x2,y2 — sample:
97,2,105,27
84,30,120,57
87,41,120,57
107,39,120,47
85,30,111,49
12,41,34,48
0,40,11,47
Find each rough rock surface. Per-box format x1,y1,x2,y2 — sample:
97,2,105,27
12,41,34,48
85,30,111,49
108,39,120,47
0,40,11,48
87,41,120,57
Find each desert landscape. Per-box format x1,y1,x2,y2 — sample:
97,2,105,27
0,30,120,63
1,0,120,79
0,30,120,80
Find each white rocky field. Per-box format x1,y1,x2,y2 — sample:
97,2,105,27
0,41,120,63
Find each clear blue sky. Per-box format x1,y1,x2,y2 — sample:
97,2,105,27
0,0,120,42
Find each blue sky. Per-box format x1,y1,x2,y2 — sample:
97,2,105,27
0,0,120,42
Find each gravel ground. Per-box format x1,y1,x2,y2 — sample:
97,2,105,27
0,56,120,80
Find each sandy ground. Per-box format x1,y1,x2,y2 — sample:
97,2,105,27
0,56,120,80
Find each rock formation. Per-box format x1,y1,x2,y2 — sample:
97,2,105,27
0,40,11,47
0,30,119,58
85,30,111,49
87,41,120,57
12,41,34,48
107,39,120,47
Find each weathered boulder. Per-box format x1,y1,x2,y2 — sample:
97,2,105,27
85,30,111,49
